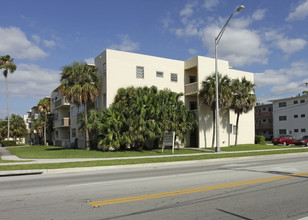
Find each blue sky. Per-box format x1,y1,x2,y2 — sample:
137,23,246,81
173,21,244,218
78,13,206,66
1,0,308,118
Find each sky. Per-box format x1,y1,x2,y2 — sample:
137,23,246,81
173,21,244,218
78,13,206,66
1,0,308,118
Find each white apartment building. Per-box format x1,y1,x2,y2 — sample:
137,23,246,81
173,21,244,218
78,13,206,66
93,49,255,148
272,95,308,139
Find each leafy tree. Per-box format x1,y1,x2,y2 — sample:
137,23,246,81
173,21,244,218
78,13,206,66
37,98,51,146
9,114,27,142
231,77,256,147
199,73,233,148
0,55,17,139
89,86,197,151
60,62,99,150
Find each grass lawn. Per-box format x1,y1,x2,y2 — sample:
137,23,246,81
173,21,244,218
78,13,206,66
1,148,308,171
6,145,205,159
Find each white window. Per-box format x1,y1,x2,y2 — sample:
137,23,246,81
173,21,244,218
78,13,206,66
171,73,178,82
78,104,84,113
278,102,287,107
156,71,164,78
71,106,77,116
72,129,76,138
136,66,144,79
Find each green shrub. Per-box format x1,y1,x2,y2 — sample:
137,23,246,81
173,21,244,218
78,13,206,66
255,136,266,145
1,140,17,147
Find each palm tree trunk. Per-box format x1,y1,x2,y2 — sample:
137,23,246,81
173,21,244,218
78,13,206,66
212,109,216,148
44,114,47,146
84,103,90,150
235,113,240,147
6,76,10,140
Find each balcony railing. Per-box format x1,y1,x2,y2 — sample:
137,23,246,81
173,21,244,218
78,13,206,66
255,112,272,118
54,97,70,109
53,117,70,128
255,123,273,130
185,82,198,95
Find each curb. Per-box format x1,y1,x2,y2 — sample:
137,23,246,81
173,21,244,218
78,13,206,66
0,169,45,177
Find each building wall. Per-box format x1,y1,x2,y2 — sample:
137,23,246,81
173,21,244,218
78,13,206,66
273,96,308,139
94,49,255,148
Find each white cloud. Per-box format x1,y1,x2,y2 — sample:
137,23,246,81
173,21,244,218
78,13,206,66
188,48,198,55
201,22,269,67
43,40,56,48
85,57,95,65
180,2,196,17
109,34,139,52
0,27,47,60
252,9,266,21
203,0,219,10
255,60,308,97
0,64,59,99
286,0,308,21
265,31,307,55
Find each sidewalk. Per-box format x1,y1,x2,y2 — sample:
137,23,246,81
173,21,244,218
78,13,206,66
1,146,307,176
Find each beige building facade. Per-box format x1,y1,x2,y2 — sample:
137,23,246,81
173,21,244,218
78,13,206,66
94,49,255,148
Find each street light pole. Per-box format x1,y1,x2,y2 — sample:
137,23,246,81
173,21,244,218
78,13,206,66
214,5,245,152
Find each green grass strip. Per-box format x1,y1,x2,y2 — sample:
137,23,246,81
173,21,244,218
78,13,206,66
1,148,308,171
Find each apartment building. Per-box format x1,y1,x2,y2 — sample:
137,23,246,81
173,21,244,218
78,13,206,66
272,95,308,139
93,49,255,148
255,103,273,140
51,87,71,147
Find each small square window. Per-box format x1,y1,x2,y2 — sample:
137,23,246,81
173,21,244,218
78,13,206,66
279,129,287,134
301,129,306,132
294,129,299,133
301,114,305,118
279,116,287,121
171,73,178,82
294,115,298,118
136,66,144,79
294,100,298,104
156,71,164,78
300,99,305,103
279,102,287,107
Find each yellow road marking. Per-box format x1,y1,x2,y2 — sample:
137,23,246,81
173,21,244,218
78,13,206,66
88,171,308,207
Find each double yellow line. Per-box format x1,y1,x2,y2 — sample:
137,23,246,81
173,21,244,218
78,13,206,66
88,171,308,207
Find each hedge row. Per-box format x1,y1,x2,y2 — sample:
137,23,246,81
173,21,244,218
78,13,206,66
1,140,17,147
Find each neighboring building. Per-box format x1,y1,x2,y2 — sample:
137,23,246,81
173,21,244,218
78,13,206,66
93,49,255,148
255,103,273,140
272,95,308,139
51,87,71,147
27,106,41,145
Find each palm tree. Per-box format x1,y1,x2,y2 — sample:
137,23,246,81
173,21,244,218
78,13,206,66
0,55,17,140
60,62,99,150
231,77,256,147
9,114,27,143
37,98,51,146
199,73,233,148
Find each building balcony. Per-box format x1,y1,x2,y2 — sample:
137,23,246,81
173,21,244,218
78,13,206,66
255,123,273,130
255,112,272,119
185,82,198,95
54,97,70,109
53,117,70,128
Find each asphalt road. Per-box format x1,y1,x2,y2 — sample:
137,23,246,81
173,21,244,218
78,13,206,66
1,153,308,220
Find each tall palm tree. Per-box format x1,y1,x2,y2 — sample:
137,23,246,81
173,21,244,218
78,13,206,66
231,77,256,147
199,73,233,148
37,98,51,146
0,55,17,140
60,62,99,150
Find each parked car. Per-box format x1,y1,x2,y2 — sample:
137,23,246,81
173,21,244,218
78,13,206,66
272,135,295,146
294,135,308,146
